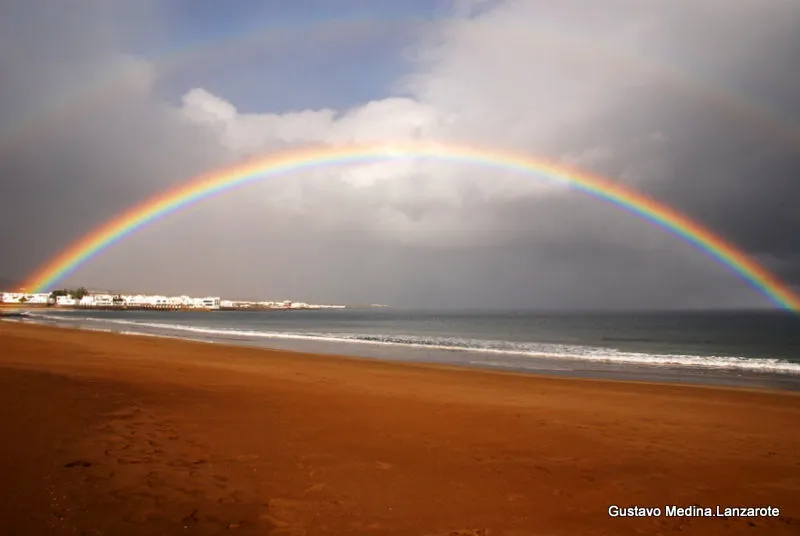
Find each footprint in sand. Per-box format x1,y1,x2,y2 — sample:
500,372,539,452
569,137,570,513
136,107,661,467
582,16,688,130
348,521,383,531
260,498,313,535
424,530,490,536
63,460,93,468
303,483,326,494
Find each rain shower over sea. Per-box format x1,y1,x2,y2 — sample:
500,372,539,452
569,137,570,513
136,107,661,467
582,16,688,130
19,308,800,390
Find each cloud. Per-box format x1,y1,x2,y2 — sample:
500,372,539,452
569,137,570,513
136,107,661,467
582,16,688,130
1,0,798,308
0,0,228,271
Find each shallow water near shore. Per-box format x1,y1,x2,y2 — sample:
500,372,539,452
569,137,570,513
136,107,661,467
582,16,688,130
12,308,800,390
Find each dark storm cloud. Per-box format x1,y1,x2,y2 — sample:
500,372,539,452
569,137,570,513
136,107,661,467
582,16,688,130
525,0,800,293
561,84,800,287
0,0,228,280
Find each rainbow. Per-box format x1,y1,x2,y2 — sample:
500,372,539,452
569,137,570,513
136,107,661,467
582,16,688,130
21,142,800,312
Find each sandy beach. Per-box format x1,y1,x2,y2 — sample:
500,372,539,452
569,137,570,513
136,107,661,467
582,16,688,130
1,322,798,535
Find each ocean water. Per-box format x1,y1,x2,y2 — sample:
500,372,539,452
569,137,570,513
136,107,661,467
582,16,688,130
13,308,800,390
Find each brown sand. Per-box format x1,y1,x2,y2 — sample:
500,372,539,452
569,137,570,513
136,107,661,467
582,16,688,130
1,322,798,535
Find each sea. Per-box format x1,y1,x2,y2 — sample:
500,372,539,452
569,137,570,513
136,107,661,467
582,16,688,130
10,308,800,391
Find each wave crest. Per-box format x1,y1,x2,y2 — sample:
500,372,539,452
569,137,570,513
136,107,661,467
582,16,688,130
23,312,800,375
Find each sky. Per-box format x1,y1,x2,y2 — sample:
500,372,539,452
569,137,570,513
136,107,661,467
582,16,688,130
0,0,799,309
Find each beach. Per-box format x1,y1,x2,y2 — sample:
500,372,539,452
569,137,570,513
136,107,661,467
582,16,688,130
1,322,798,535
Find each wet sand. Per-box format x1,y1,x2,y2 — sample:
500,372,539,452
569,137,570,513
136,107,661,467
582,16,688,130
1,322,798,535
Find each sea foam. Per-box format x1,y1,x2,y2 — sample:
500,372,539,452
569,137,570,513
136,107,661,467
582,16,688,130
22,313,800,375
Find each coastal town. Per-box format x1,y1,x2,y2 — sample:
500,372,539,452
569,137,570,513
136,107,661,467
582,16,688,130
0,288,349,311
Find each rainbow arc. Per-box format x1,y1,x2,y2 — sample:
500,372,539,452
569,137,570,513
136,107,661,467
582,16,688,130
21,142,800,312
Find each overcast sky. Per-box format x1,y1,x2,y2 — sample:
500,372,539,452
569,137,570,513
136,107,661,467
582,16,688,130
1,0,798,309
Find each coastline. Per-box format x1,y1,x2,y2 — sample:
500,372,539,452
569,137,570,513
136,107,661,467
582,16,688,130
1,321,799,534
9,310,800,391
0,304,326,312
2,319,794,394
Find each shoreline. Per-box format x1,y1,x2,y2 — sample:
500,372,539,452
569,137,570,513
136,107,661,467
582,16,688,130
8,312,800,391
1,321,798,535
0,319,785,394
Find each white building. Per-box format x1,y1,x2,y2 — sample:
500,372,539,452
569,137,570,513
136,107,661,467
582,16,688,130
189,297,220,309
124,294,147,306
1,292,24,303
93,294,114,306
79,296,96,307
150,295,169,307
56,296,77,306
1,292,18,303
1,292,50,304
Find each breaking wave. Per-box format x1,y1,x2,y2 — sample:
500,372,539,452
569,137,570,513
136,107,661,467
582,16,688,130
22,312,800,375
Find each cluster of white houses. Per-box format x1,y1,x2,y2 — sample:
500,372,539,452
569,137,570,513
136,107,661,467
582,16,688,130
1,292,221,310
0,291,346,311
219,300,344,310
0,292,52,305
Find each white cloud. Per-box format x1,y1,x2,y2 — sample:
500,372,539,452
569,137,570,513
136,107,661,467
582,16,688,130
179,0,687,176
174,0,671,247
181,88,238,123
